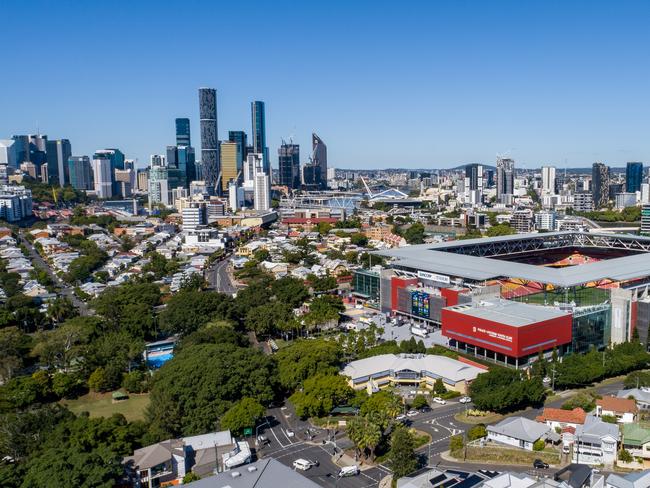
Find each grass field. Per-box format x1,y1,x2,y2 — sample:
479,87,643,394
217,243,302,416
452,445,560,466
455,411,504,425
61,392,150,422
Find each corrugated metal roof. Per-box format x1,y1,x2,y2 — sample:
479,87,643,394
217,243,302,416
374,231,650,287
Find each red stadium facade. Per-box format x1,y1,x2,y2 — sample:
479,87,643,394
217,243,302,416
441,303,572,364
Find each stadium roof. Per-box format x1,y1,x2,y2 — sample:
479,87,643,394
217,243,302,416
374,231,650,287
446,300,571,327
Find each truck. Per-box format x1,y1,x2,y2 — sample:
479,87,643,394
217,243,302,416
410,326,428,338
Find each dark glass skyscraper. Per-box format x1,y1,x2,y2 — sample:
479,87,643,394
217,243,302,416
278,143,300,189
46,139,72,187
199,88,219,191
312,133,327,189
626,162,643,193
251,101,268,173
175,118,191,146
67,156,93,190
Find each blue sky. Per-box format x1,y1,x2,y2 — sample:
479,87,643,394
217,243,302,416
2,0,650,169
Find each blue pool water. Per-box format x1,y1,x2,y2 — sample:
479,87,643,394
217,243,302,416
147,352,173,369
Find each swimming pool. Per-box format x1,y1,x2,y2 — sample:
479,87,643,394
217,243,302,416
147,352,174,369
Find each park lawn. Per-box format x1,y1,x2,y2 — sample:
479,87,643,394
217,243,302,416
61,392,150,422
452,445,560,466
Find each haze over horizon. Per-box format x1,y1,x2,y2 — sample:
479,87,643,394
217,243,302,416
2,0,650,170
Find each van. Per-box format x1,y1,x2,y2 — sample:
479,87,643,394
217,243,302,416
338,465,360,477
410,326,428,338
293,459,311,471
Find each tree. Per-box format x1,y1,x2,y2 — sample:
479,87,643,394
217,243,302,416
159,290,233,336
308,274,338,292
411,394,428,410
88,367,109,392
449,434,464,453
470,367,546,413
346,416,382,461
304,295,345,327
245,301,292,337
619,448,633,463
360,390,402,430
0,327,31,383
147,343,277,438
433,378,446,395
350,233,368,247
289,374,353,419
467,424,487,441
92,282,161,337
271,277,309,309
389,425,418,479
46,297,77,324
533,439,545,451
275,339,342,391
486,224,516,237
220,397,266,436
403,223,425,244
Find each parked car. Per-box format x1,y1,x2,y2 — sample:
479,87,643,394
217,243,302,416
432,397,447,405
533,459,549,469
407,410,419,417
339,465,360,477
562,445,571,455
256,435,270,446
395,414,407,421
293,459,312,470
286,429,295,438
459,396,472,404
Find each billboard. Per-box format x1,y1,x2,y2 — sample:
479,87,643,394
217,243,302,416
411,290,430,318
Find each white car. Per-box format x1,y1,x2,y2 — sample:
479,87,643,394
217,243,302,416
339,465,360,477
286,429,295,438
406,410,419,417
432,397,447,405
395,414,407,421
459,396,472,404
293,459,311,471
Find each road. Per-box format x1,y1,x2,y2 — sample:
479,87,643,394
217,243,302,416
206,256,238,294
18,232,89,315
256,378,626,487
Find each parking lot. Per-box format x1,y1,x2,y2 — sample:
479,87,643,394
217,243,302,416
349,310,449,348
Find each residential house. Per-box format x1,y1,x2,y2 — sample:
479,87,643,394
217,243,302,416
536,407,587,431
572,416,619,466
260,260,288,278
606,470,650,488
487,416,559,451
124,430,236,488
621,424,650,468
617,388,650,412
596,396,637,423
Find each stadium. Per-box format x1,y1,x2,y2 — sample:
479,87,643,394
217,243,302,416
362,231,650,368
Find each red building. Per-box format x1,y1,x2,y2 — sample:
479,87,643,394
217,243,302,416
441,299,572,368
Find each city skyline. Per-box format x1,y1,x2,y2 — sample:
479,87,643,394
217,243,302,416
2,1,650,169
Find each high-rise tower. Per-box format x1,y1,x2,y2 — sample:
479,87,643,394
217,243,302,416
312,133,327,189
496,157,515,203
592,162,610,209
626,162,643,193
175,118,191,147
251,101,268,173
199,88,219,191
278,142,300,189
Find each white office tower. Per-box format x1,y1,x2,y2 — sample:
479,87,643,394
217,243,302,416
182,202,207,231
148,155,170,207
541,166,556,195
641,183,650,204
92,155,113,198
253,167,270,212
244,153,263,188
327,167,336,182
0,140,17,181
228,181,244,212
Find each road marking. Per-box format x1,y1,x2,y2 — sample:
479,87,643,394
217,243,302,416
269,425,287,448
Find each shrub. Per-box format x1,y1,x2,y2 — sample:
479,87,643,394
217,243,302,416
467,424,487,441
449,434,464,453
122,370,149,394
411,395,428,410
533,439,545,451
